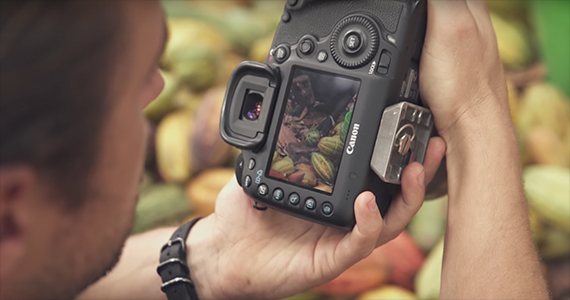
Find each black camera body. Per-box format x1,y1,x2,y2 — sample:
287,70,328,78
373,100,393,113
220,0,430,229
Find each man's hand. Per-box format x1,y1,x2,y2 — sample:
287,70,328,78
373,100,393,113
187,137,445,300
418,1,549,299
420,0,512,145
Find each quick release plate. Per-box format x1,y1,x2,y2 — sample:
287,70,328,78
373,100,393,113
371,102,433,184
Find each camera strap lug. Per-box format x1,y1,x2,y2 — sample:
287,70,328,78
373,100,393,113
371,102,433,184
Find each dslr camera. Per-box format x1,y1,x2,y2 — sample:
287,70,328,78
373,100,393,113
220,0,432,229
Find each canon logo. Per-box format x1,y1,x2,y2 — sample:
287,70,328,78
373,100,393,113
346,123,360,155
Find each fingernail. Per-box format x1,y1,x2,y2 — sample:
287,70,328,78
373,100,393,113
417,171,425,187
367,196,378,213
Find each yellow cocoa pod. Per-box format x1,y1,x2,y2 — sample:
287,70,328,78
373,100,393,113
143,71,179,122
311,152,335,183
314,183,332,194
524,166,570,233
415,238,444,300
517,82,570,140
490,13,532,70
185,168,234,216
318,135,343,158
525,127,570,167
358,285,416,300
249,34,274,63
155,110,195,183
272,157,294,176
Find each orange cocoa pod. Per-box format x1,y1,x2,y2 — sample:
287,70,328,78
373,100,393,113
269,169,286,181
378,231,425,290
312,247,390,296
288,171,305,184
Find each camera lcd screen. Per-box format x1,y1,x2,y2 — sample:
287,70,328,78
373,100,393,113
268,67,360,194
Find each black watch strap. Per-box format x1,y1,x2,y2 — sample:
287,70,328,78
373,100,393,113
157,218,202,300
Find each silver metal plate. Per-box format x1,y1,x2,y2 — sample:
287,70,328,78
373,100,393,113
371,102,433,184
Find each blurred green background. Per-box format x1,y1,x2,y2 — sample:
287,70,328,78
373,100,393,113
134,1,570,299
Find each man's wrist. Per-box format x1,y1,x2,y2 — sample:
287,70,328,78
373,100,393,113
185,214,224,300
439,99,517,156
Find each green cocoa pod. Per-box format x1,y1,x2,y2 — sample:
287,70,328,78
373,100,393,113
272,157,294,176
305,130,320,146
132,184,192,235
311,152,335,183
318,135,343,158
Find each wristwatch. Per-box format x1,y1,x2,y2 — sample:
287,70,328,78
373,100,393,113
157,218,202,300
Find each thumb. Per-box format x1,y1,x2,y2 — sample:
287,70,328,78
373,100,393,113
334,192,383,270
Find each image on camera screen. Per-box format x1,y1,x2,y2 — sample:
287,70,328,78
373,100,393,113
268,67,360,194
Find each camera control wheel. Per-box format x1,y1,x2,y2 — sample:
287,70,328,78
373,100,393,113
330,15,379,69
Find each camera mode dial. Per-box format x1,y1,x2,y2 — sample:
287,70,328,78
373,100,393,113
330,15,379,69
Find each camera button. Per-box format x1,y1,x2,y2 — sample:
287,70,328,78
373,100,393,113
322,202,333,216
305,198,316,210
274,46,290,64
244,175,252,187
288,193,300,205
317,51,328,62
299,39,314,55
343,31,362,53
258,184,269,196
377,51,391,75
281,12,291,23
273,188,284,201
248,158,256,170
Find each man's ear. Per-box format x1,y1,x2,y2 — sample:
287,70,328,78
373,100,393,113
0,166,36,279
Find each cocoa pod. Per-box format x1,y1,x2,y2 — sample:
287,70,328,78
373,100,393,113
192,86,232,172
272,151,281,164
540,225,570,259
331,121,344,136
304,130,320,146
269,169,286,180
524,165,570,233
314,183,332,193
311,152,335,183
313,243,390,296
288,171,305,184
155,109,195,183
381,231,425,290
313,257,389,296
358,285,416,300
185,168,234,216
296,163,313,172
293,163,318,187
525,127,570,167
301,171,318,187
415,238,444,300
132,184,191,234
143,71,179,122
318,135,343,159
272,157,294,176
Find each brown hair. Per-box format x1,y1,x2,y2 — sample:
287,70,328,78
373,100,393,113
0,1,124,207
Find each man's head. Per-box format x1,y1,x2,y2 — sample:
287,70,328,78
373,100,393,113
0,1,166,298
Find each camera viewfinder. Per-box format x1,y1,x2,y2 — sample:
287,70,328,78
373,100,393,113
242,90,264,121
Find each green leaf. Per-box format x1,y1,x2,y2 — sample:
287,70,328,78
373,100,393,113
341,111,353,142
